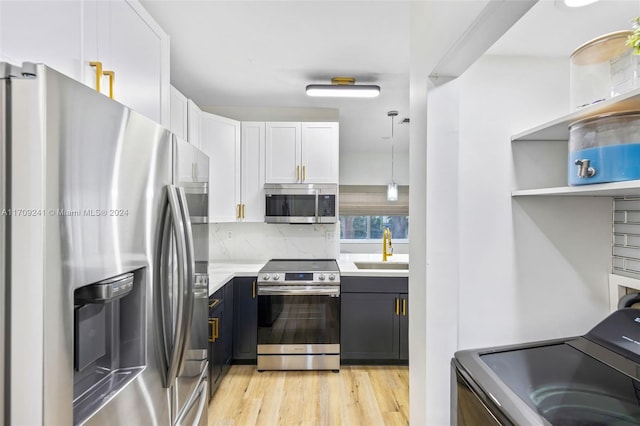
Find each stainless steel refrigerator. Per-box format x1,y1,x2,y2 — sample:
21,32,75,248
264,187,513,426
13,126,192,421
0,62,209,425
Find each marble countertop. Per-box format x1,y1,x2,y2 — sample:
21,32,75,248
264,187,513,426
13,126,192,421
207,261,264,295
207,253,409,296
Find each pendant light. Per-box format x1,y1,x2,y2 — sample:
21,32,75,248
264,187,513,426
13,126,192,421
387,110,398,201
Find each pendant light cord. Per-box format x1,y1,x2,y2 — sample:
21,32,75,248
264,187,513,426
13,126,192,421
391,114,395,182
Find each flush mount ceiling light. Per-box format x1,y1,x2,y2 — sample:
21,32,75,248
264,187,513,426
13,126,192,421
305,77,380,98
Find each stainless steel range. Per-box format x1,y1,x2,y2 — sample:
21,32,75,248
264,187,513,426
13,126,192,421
257,259,340,371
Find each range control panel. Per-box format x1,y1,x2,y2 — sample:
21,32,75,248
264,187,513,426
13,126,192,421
258,271,339,285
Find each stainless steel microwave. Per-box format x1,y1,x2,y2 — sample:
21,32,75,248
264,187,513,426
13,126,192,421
264,183,337,224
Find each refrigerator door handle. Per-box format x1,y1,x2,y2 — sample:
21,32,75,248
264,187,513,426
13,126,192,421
162,185,190,388
157,204,173,386
175,186,195,371
190,380,208,426
174,368,208,426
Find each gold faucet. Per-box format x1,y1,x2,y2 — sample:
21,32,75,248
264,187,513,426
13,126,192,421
382,227,393,261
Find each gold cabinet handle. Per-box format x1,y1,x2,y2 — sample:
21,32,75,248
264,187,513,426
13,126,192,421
209,298,220,309
296,165,300,181
402,299,407,316
395,298,400,316
241,204,245,219
89,61,103,92
208,318,219,342
302,165,306,181
252,280,256,299
237,204,241,219
103,70,115,99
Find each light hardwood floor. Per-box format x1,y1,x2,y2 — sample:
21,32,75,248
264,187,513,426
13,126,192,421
207,365,409,426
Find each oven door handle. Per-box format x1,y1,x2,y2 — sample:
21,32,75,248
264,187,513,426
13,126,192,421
257,286,340,296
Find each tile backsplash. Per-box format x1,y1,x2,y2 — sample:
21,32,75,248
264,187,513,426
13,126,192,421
206,222,340,261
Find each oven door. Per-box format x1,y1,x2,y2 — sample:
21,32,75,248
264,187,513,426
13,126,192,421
257,286,340,354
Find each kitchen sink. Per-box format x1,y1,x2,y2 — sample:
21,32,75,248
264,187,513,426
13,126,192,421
354,261,409,270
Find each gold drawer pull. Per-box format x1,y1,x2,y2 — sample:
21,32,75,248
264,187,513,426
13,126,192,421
208,318,219,342
89,61,102,92
103,70,115,99
402,299,407,316
395,298,399,316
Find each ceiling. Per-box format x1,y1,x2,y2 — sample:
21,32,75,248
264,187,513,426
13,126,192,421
142,0,640,155
488,0,640,56
141,0,410,154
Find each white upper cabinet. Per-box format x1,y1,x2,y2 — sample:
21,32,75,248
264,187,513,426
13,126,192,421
301,122,339,184
170,85,188,140
90,0,170,126
265,122,301,183
187,99,202,149
171,91,207,182
199,115,266,223
0,0,169,127
240,122,266,222
265,122,339,184
200,112,241,223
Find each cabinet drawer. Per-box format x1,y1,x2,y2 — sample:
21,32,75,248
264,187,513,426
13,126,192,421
341,276,408,293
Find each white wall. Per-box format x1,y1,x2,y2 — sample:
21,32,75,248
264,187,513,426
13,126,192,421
201,105,339,122
420,54,613,424
457,55,610,349
424,78,461,426
207,222,339,261
339,150,409,185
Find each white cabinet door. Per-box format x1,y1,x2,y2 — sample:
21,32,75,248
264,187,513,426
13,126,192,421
240,122,265,222
1,0,169,127
103,0,169,126
265,122,301,183
170,85,188,140
301,122,339,184
0,0,84,80
201,113,241,223
175,136,196,185
187,99,202,149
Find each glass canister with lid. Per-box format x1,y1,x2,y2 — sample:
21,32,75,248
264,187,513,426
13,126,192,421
568,111,640,185
570,30,636,110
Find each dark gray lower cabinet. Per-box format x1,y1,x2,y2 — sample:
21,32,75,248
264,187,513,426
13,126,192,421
232,277,258,361
208,276,257,398
340,276,408,363
208,280,233,399
399,292,408,361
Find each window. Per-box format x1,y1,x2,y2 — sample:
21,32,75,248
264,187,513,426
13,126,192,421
341,215,409,240
339,185,409,241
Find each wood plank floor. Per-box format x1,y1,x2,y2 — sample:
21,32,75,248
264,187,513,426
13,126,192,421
207,365,409,426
